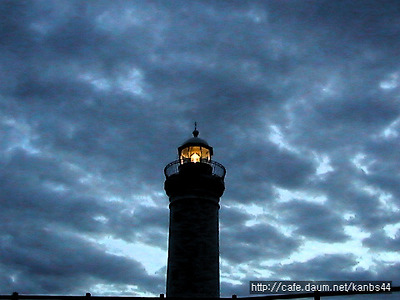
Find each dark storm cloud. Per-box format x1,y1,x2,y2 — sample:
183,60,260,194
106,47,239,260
0,227,162,295
1,0,400,297
223,139,316,204
1,147,168,241
276,200,350,242
270,254,373,281
363,137,400,204
221,223,300,264
220,206,252,228
307,161,400,232
363,229,400,252
109,204,168,248
0,148,167,294
268,253,399,300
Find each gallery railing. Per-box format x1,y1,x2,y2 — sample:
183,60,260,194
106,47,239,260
164,160,226,179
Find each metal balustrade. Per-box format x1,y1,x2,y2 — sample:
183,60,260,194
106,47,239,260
164,160,226,179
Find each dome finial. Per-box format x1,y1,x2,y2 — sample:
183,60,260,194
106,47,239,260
193,121,199,137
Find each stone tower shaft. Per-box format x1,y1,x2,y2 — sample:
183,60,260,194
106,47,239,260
164,130,225,298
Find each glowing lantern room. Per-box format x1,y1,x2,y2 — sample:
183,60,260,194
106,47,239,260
178,127,213,164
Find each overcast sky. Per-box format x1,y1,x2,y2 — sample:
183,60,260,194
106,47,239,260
1,0,400,299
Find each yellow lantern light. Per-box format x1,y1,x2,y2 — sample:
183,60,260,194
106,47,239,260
178,126,213,164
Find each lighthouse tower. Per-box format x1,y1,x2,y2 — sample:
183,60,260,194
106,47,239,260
164,126,226,298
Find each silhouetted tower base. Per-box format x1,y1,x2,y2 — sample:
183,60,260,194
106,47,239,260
164,128,225,298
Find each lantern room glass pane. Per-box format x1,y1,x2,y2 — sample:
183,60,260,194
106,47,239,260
202,148,210,161
180,146,211,164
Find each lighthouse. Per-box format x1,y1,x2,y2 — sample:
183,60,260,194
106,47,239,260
164,125,226,298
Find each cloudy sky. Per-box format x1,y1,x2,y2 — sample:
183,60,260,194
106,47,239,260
1,0,400,298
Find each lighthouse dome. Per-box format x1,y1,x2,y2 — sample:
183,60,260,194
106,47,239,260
177,128,213,163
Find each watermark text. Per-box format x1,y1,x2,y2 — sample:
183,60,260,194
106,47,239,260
250,281,392,294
